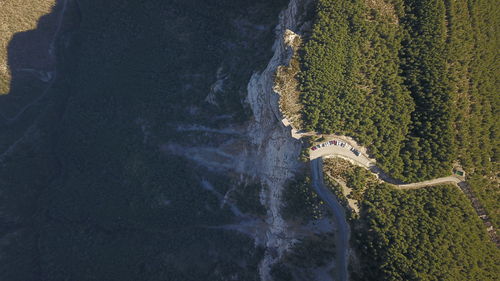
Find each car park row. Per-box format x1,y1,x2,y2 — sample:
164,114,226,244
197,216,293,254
311,139,361,156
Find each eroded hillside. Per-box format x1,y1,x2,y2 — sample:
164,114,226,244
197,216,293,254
0,0,340,280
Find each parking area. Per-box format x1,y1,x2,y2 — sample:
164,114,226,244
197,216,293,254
309,139,373,167
310,139,361,157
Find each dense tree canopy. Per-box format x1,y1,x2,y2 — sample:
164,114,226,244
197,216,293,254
322,159,499,281
0,0,289,279
353,185,499,281
300,0,499,224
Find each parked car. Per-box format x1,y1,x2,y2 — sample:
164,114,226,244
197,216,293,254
332,140,337,145
311,146,317,151
352,149,360,156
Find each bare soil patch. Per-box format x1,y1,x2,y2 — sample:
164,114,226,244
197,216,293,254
0,0,58,94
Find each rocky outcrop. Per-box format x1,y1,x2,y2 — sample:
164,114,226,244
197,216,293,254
273,29,303,129
245,0,307,279
162,0,318,279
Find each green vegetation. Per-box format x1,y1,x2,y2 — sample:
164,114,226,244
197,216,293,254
343,166,372,202
274,30,303,128
324,158,378,202
300,0,413,179
299,136,314,162
354,185,499,281
300,0,499,224
322,160,500,281
0,0,289,280
283,233,336,268
446,0,500,227
271,233,336,280
230,183,267,216
398,0,455,180
281,176,325,222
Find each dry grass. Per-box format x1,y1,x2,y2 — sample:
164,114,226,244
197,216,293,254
323,158,380,214
323,158,380,191
274,30,303,128
323,158,353,181
365,0,398,24
0,0,56,94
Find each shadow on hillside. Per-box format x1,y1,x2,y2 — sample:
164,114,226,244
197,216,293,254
0,2,78,280
0,0,70,123
369,165,405,185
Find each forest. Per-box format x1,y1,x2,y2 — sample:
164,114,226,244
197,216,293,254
282,176,325,222
0,0,289,280
322,159,500,281
354,184,499,281
300,0,499,226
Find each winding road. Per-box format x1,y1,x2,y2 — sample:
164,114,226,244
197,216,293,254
310,139,464,188
311,158,349,281
308,138,498,279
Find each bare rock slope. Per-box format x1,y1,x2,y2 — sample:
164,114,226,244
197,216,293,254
245,0,304,278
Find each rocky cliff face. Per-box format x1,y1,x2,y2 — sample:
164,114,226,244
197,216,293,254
245,0,304,278
0,0,329,280
167,0,318,279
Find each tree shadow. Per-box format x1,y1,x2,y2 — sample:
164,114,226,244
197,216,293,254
0,1,80,280
0,1,293,280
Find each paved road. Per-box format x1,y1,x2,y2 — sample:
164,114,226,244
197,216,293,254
310,141,463,188
396,176,461,189
310,144,373,167
311,158,349,281
309,141,498,247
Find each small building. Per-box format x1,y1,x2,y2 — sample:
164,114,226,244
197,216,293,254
453,169,465,177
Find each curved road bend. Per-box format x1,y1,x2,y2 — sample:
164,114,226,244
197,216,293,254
310,140,498,255
311,158,349,281
310,144,464,188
